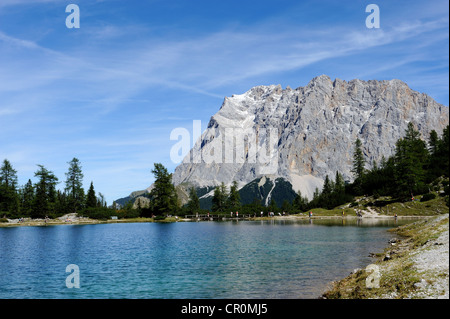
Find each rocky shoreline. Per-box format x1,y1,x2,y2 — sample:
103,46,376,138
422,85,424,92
322,214,449,299
0,213,429,227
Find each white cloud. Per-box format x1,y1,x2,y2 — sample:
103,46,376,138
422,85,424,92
2,13,447,114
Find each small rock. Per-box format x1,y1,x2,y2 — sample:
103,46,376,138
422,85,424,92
350,268,362,275
414,279,428,288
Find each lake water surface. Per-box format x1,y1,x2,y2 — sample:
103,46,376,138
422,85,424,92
0,218,413,299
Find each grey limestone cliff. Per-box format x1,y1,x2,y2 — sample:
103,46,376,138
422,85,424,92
174,75,449,200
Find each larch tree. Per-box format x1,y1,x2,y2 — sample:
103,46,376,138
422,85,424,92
0,159,19,215
65,158,85,214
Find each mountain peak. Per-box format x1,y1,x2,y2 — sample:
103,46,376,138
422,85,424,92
173,76,449,201
309,74,332,83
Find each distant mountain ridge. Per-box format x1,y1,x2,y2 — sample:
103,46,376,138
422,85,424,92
118,75,449,208
172,75,449,202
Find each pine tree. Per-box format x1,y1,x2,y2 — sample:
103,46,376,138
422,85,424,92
33,165,58,218
281,200,291,213
249,198,264,215
220,183,228,203
227,181,241,211
98,192,106,208
0,159,19,215
65,158,85,214
427,130,441,180
292,190,309,212
428,130,440,155
187,187,200,214
320,175,333,209
212,182,227,212
309,187,320,208
55,190,70,216
86,181,97,208
428,126,449,179
376,155,396,196
351,138,365,194
441,125,449,176
334,171,345,195
394,122,429,197
322,175,333,195
332,171,347,207
268,198,278,212
0,159,18,189
20,179,34,217
212,187,222,212
149,163,177,216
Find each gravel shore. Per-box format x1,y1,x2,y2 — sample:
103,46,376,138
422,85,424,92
399,214,449,299
323,214,449,299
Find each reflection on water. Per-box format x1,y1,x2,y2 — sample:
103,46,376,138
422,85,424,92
238,217,415,228
0,219,416,299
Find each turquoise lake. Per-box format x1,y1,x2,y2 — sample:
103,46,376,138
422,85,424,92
0,219,412,299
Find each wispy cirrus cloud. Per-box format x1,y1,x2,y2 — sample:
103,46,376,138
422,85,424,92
1,12,447,114
0,0,61,7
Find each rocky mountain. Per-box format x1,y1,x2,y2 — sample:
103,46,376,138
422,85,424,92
172,75,449,202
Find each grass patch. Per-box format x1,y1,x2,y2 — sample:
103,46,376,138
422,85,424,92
361,195,447,216
307,207,356,217
301,194,447,217
395,216,448,248
324,250,424,299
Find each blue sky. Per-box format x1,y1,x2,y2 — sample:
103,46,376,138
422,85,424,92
0,0,448,203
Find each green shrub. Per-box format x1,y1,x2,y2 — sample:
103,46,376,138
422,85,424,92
119,208,140,219
81,207,114,220
414,182,429,196
420,193,436,202
0,212,10,219
444,185,449,196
